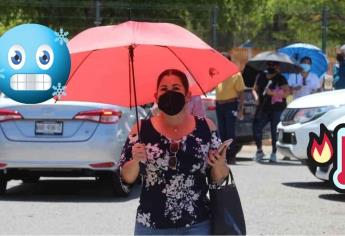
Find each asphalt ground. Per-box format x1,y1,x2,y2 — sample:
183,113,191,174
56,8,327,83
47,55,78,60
0,145,344,235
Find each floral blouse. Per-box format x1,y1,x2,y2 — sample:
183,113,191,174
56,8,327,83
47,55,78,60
119,117,221,229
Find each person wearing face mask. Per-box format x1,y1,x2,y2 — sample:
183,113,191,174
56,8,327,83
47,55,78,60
119,69,231,235
288,56,321,99
150,95,205,117
333,45,345,90
252,61,290,162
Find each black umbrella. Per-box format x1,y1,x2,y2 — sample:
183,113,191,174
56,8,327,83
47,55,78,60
247,51,301,73
242,64,259,87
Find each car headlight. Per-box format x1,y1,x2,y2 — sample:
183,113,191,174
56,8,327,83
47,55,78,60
293,106,333,124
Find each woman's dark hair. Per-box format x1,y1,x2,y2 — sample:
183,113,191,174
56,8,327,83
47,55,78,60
157,69,189,92
300,56,312,64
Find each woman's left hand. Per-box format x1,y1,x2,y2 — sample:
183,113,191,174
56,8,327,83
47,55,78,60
207,150,227,168
208,149,230,184
204,117,231,183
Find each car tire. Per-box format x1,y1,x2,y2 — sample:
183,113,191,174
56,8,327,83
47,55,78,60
104,170,131,197
0,172,7,195
22,176,40,184
304,159,317,175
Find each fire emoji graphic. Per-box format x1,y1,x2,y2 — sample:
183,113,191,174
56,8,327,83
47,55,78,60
307,124,333,165
308,124,345,193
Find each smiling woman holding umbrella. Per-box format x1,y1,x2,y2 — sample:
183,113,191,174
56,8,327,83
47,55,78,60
119,69,230,235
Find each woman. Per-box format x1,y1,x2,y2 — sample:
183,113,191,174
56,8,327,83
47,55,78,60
288,56,321,99
119,69,230,235
253,61,289,162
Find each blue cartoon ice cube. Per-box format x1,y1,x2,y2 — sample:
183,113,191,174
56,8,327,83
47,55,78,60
0,24,71,104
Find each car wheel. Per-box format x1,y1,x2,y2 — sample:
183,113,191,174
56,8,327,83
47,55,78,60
104,170,131,197
0,172,7,195
22,175,40,184
305,159,317,175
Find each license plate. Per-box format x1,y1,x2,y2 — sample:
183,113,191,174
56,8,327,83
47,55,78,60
35,121,63,135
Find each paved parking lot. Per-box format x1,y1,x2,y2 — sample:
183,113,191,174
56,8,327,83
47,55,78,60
0,145,344,235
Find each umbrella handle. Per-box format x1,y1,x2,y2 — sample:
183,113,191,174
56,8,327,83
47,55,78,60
129,45,141,142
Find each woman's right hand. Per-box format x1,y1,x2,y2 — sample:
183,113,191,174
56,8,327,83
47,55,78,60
132,143,147,163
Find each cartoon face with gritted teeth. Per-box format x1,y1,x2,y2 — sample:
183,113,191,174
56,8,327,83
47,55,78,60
0,24,70,103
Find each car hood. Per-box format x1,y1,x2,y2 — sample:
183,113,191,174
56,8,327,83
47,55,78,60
288,89,345,109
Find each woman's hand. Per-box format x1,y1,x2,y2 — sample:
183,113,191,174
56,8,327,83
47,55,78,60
207,150,227,168
131,143,147,163
208,150,230,184
266,88,275,96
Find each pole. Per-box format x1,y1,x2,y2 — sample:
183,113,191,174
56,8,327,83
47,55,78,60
128,7,132,20
212,5,218,49
321,6,328,53
94,0,102,26
129,45,140,140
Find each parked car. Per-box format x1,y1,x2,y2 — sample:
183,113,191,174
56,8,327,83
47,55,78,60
277,89,345,180
202,88,270,155
0,94,147,196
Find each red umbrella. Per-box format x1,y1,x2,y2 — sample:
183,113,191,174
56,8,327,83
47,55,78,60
62,21,239,107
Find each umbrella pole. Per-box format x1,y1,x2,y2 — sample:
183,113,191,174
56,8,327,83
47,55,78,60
129,45,141,141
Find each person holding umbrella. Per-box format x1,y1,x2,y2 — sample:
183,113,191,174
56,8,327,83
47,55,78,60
119,69,231,235
252,61,290,162
288,56,321,99
278,43,328,98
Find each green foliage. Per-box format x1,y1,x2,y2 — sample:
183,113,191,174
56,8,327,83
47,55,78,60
0,0,345,50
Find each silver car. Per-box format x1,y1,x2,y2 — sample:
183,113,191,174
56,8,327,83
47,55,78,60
0,94,147,196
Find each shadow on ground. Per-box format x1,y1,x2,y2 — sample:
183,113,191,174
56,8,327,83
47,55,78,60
282,181,332,190
0,179,141,203
256,160,302,166
319,193,345,202
236,157,254,162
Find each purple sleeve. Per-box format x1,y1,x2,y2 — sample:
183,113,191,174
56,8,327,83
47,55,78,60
189,96,206,117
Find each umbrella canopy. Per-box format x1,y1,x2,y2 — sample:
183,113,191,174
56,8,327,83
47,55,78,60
278,43,328,78
242,64,259,87
247,51,301,73
61,21,239,107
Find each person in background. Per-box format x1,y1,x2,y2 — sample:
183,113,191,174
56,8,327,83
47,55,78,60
215,52,245,164
188,95,206,117
288,56,321,99
333,44,345,90
253,61,289,162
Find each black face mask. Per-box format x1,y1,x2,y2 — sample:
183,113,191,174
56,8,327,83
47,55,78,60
158,90,186,116
267,67,276,74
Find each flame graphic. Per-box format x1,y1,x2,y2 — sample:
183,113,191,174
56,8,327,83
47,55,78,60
309,129,333,164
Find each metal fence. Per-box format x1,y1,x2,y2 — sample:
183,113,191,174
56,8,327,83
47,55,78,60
0,0,343,72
